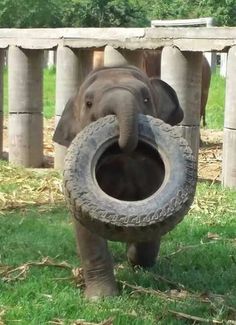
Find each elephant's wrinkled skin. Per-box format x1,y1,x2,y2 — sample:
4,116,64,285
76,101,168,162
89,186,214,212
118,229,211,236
53,65,183,300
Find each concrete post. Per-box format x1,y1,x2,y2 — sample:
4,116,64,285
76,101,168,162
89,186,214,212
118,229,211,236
0,50,4,158
103,46,144,69
220,53,227,78
205,19,217,73
48,50,55,68
204,52,217,73
44,50,56,68
161,46,203,160
8,46,44,167
104,45,128,67
222,46,236,188
54,46,81,169
55,47,98,169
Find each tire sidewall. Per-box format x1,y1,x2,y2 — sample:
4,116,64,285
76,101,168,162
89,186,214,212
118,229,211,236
64,114,197,242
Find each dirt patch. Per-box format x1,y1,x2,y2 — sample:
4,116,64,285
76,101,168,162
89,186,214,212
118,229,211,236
199,129,222,182
2,118,223,182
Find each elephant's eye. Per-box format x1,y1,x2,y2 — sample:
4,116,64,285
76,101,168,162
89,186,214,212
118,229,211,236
144,98,149,104
86,101,93,108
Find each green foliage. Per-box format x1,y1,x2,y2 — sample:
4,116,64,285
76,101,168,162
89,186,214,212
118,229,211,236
148,0,236,26
196,0,236,26
61,0,148,27
0,0,148,28
43,68,56,119
0,0,235,28
0,0,64,28
148,0,197,21
206,69,225,129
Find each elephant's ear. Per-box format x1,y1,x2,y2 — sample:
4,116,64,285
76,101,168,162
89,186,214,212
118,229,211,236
150,78,184,125
53,96,81,148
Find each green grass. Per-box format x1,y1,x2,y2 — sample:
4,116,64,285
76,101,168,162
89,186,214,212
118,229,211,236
205,70,225,130
0,68,231,323
0,168,236,324
43,67,56,119
3,67,226,128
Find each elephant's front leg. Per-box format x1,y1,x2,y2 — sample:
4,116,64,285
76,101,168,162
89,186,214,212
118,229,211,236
126,239,161,268
73,219,118,300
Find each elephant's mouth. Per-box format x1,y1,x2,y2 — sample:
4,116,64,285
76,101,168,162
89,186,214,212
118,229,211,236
95,140,165,201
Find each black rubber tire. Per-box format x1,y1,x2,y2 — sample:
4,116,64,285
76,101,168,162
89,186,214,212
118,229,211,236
64,114,197,242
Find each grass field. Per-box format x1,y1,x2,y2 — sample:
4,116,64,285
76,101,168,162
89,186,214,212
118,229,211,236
0,162,236,324
0,67,234,324
3,67,225,129
205,71,225,129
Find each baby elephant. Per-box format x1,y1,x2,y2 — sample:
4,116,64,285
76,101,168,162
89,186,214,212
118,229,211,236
53,60,183,300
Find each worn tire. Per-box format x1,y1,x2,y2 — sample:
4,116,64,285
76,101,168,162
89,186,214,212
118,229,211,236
64,114,197,242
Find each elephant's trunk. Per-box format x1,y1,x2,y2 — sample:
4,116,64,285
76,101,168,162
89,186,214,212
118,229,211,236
109,89,138,153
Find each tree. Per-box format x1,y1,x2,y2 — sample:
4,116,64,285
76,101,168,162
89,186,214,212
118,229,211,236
0,0,64,28
61,0,149,27
0,0,235,28
148,0,236,26
196,0,236,26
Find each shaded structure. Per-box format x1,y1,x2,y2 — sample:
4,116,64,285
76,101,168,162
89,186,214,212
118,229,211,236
0,27,235,187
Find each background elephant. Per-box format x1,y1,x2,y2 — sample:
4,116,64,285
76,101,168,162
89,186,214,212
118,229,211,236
53,51,184,300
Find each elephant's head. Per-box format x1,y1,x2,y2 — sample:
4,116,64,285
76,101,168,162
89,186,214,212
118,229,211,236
53,48,183,152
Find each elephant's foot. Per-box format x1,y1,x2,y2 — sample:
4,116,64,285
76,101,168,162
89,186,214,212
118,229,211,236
73,220,118,300
126,240,161,268
84,271,118,300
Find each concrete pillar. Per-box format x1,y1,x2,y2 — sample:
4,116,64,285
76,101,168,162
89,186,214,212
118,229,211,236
54,46,81,169
0,50,4,158
204,52,217,73
222,46,236,188
104,45,128,67
55,47,98,169
220,53,227,78
48,50,55,68
8,46,44,167
161,46,203,160
44,50,56,68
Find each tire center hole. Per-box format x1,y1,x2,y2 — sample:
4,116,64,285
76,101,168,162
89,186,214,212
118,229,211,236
95,141,165,201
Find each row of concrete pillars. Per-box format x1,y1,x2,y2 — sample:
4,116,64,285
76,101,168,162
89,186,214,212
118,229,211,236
0,45,235,188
